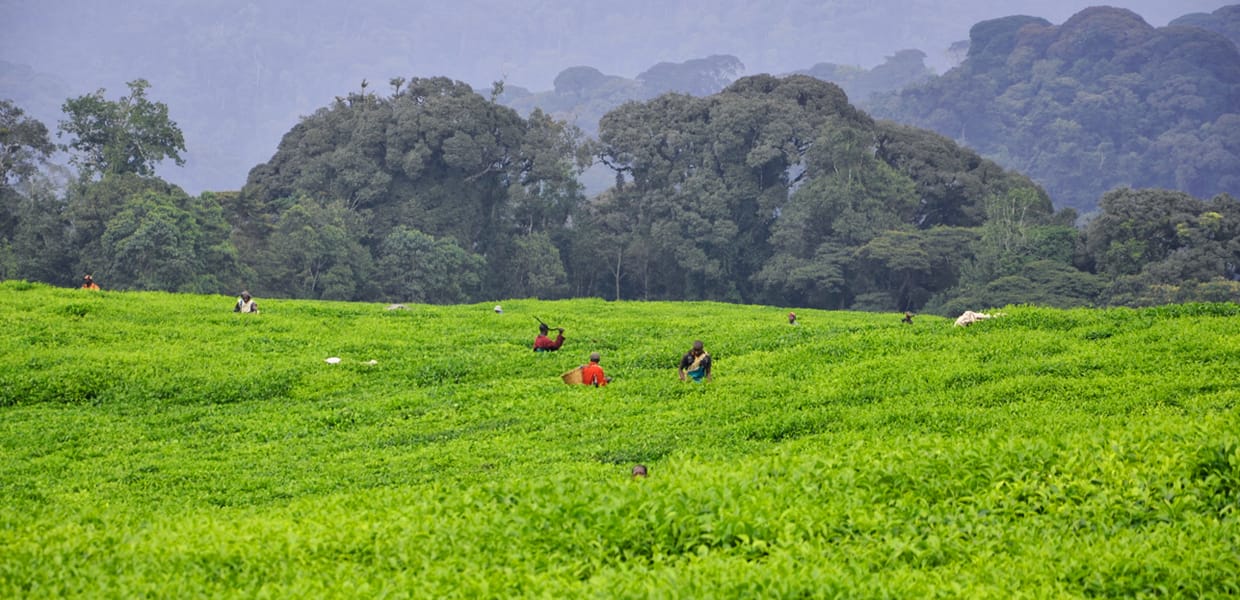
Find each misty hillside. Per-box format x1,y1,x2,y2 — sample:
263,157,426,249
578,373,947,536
2,0,1228,196
1171,3,1240,44
868,5,1240,214
497,56,747,137
497,52,934,139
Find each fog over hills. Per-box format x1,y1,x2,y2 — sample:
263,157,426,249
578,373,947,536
1,0,1231,194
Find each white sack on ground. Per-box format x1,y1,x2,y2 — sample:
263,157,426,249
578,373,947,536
954,310,993,327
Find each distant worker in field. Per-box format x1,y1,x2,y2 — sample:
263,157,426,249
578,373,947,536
788,311,798,325
82,274,100,290
533,323,565,352
632,464,648,479
234,291,259,314
580,352,610,386
679,340,712,382
902,312,914,324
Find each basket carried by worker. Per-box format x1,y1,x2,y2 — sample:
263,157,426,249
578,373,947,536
560,366,583,385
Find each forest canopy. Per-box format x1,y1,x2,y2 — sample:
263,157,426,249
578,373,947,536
868,6,1240,215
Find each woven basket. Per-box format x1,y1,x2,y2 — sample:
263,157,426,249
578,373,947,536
560,366,583,385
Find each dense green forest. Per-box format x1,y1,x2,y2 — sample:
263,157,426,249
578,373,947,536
3,70,1238,311
868,5,1240,213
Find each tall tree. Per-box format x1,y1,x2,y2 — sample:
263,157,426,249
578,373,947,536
259,196,371,300
0,100,55,189
566,188,650,300
1084,188,1205,278
99,188,244,293
241,77,587,301
0,178,72,284
506,109,588,235
1084,189,1240,305
374,226,484,304
58,79,186,179
493,231,569,299
66,173,180,275
923,186,1099,312
1,99,61,281
970,187,1058,281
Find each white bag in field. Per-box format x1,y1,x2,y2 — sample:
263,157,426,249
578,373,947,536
954,310,993,327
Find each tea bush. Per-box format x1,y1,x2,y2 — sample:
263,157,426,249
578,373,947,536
1,281,1238,597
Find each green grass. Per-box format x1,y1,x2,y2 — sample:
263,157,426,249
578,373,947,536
2,281,1238,598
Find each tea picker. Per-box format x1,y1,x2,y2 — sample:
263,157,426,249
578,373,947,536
532,316,565,352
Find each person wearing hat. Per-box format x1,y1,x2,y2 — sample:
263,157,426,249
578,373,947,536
580,352,610,387
234,291,259,313
678,340,712,382
788,311,798,325
532,323,565,352
81,274,100,290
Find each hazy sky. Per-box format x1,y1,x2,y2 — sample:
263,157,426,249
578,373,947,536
4,0,1232,89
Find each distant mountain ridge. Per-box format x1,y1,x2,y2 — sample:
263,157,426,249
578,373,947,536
496,55,747,137
868,4,1240,213
1171,4,1240,45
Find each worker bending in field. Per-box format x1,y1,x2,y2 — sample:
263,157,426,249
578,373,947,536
581,352,610,387
678,340,712,382
533,323,565,352
82,274,100,290
234,290,259,313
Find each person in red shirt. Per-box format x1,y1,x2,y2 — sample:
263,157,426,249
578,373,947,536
581,352,609,386
533,323,565,352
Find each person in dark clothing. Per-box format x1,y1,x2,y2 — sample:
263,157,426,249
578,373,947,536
533,323,565,352
902,312,914,324
678,340,712,382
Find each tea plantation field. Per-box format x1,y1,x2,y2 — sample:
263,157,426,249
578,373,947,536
1,281,1237,598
